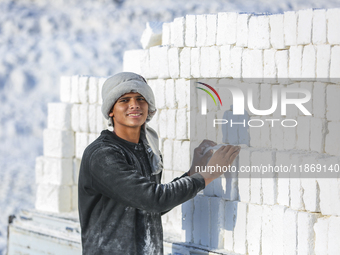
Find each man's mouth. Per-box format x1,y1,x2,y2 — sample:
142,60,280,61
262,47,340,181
127,113,142,116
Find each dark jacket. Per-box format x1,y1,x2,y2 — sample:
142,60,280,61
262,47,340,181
78,130,206,255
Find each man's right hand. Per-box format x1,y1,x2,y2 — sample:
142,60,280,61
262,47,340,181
199,145,241,186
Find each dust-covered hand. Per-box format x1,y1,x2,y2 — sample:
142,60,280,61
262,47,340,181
200,145,241,186
188,139,217,176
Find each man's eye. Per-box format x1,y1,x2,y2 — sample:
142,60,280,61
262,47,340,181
138,98,145,101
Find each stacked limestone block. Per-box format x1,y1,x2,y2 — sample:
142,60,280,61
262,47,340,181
35,75,108,213
123,8,340,254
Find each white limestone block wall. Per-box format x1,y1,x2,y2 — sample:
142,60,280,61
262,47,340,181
122,8,340,255
33,8,340,255
35,75,108,213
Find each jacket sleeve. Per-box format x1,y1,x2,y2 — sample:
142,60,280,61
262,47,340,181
89,146,206,213
160,171,191,216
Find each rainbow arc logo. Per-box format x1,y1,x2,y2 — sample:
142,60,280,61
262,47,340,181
196,82,222,115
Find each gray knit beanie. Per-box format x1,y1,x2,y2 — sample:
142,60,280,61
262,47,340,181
101,72,162,175
101,72,156,126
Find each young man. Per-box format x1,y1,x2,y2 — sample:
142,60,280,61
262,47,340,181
78,72,240,254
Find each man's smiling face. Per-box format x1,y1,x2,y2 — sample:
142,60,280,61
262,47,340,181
109,92,149,130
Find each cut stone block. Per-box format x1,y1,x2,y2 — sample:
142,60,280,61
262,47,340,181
297,9,313,45
206,14,217,46
175,79,188,109
200,196,210,247
236,13,251,47
272,205,286,255
72,185,78,211
270,14,285,49
275,50,288,79
35,156,45,185
233,202,247,254
230,46,243,78
261,205,273,255
325,121,340,156
96,105,106,133
97,77,107,105
162,22,171,46
316,45,331,78
154,79,166,109
276,152,291,206
88,104,97,133
158,110,167,139
210,197,224,249
248,15,270,49
43,129,75,158
314,217,329,255
88,76,99,104
200,47,210,78
238,147,252,203
289,45,303,78
150,46,170,79
35,184,72,213
247,204,263,255
299,81,313,116
217,12,237,45
47,103,72,131
190,47,200,78
263,49,276,79
223,201,236,251
298,211,320,254
196,14,207,47
168,48,180,79
271,119,284,150
140,21,163,49
330,46,340,78
290,153,305,210
313,82,326,118
284,11,297,46
60,76,72,103
73,157,80,185
242,49,263,79
75,132,88,159
181,199,194,242
79,104,89,133
166,109,176,139
185,15,196,47
179,47,191,78
165,79,176,108
78,75,89,104
209,46,220,78
140,49,150,78
163,139,173,170
193,195,202,245
313,9,327,44
327,8,340,45
301,45,316,78
328,216,340,254
296,116,311,151
283,208,298,254
300,159,320,212
173,17,185,47
37,157,73,185
176,108,187,140
220,45,231,77
70,75,80,103
310,117,326,153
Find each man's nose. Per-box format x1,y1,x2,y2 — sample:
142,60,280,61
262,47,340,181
129,99,140,108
